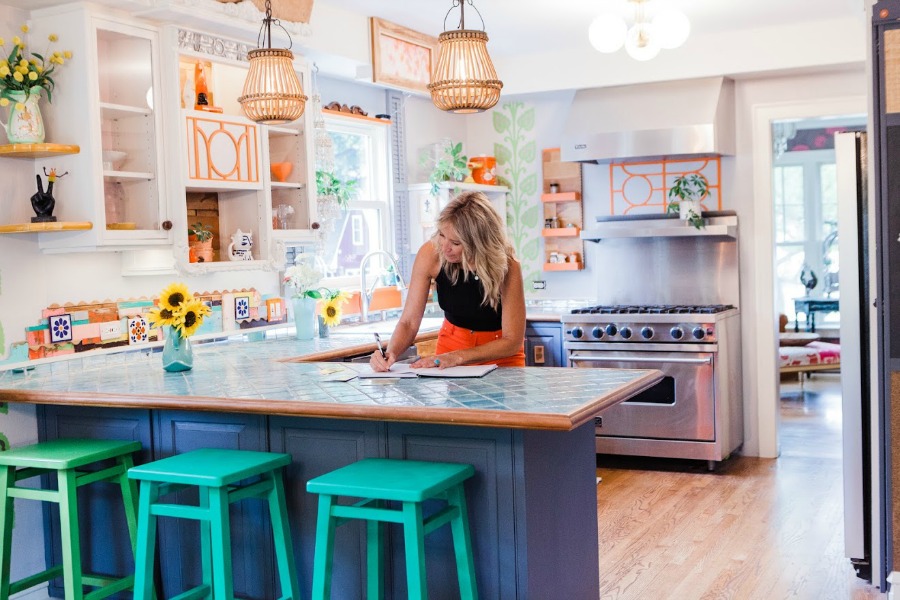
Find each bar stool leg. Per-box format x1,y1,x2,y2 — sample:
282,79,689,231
267,471,299,600
198,486,212,596
311,494,337,600
208,486,234,600
401,501,427,600
365,500,384,600
447,485,478,600
0,467,13,600
133,481,159,600
57,469,84,600
115,455,140,567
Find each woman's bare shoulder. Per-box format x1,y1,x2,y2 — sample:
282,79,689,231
415,241,441,278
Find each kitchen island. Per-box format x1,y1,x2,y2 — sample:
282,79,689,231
0,330,660,600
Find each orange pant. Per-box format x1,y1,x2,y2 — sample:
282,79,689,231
435,320,526,367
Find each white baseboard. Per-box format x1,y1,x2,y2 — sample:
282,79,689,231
887,571,898,599
11,583,50,600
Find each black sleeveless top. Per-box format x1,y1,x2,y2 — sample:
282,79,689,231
435,269,502,331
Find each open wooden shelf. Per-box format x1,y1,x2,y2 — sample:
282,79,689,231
542,227,580,237
0,221,92,234
541,192,581,203
543,261,583,271
0,143,80,158
323,108,391,125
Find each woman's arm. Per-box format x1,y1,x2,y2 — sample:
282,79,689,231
369,243,439,371
410,257,526,369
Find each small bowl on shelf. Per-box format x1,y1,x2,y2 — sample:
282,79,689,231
102,150,127,171
270,162,293,182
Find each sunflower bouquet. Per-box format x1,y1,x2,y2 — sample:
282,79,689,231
319,288,351,327
148,282,211,338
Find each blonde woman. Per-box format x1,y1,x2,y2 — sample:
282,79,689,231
370,191,526,371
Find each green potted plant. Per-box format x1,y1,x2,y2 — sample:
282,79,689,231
666,174,709,230
427,140,469,197
187,221,214,263
315,170,359,209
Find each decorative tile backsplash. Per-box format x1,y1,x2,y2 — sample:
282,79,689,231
6,288,288,365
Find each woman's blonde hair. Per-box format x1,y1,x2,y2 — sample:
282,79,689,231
432,191,515,310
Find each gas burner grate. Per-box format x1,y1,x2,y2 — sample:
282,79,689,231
570,304,736,315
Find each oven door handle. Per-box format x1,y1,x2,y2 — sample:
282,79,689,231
569,356,713,365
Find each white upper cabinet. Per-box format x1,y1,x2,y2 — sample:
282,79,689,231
158,25,317,274
30,3,170,252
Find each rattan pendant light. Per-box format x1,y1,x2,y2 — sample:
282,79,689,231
238,0,307,124
428,0,503,114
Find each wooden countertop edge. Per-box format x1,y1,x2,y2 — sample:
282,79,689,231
0,389,578,431
0,369,662,432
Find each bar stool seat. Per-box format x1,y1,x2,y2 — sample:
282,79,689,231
0,438,142,600
306,458,478,600
128,448,299,600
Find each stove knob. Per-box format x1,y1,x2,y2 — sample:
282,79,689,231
641,327,654,339
692,327,706,340
605,324,618,336
670,327,684,340
591,326,604,339
571,327,584,339
619,327,632,339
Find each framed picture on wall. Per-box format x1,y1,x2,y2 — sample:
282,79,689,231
370,17,438,94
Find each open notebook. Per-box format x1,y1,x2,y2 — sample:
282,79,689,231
357,363,498,379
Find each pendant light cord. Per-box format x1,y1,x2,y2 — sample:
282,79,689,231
442,0,486,32
256,0,294,51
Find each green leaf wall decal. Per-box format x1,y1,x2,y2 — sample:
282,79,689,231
494,143,512,166
493,111,511,134
519,108,535,131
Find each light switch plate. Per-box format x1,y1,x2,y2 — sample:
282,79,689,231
532,280,546,290
99,321,122,341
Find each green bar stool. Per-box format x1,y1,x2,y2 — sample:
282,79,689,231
0,438,142,600
306,458,478,600
127,448,299,600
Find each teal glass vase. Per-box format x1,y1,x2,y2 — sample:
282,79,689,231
161,325,193,372
292,296,317,340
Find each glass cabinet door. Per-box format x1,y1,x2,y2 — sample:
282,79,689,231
95,19,168,241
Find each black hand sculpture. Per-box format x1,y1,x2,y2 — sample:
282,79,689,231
799,265,818,294
30,168,68,223
30,174,56,223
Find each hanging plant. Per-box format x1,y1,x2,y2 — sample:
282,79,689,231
427,140,468,197
315,170,358,209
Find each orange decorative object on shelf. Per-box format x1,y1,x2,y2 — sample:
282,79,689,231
270,162,293,182
467,155,496,185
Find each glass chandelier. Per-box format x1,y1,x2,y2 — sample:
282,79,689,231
588,0,690,61
238,0,308,124
428,0,503,114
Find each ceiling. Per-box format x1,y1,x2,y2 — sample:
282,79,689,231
317,0,866,59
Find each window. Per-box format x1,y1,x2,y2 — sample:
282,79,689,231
773,149,838,324
319,115,392,286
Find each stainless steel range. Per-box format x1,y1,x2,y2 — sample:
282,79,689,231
566,213,743,467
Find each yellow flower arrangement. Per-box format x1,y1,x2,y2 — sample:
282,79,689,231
319,289,350,327
148,283,211,338
0,25,72,105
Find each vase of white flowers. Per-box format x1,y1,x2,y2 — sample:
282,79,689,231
283,256,323,340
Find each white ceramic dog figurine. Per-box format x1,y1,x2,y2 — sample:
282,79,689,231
228,229,253,261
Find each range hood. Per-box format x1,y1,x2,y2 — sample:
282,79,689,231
561,77,735,163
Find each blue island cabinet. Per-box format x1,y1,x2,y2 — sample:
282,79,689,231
38,407,600,599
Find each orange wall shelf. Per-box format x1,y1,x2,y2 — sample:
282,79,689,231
541,149,584,271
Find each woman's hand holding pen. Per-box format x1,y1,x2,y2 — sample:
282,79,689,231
370,332,394,372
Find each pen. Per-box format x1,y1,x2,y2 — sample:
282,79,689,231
374,332,387,359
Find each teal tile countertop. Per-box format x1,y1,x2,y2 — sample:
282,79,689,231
0,327,661,431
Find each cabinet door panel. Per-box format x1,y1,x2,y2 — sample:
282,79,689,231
387,423,515,600
153,411,271,600
525,322,563,367
38,405,152,599
185,112,261,188
269,416,384,599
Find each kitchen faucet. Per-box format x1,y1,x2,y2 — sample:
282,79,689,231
358,250,407,323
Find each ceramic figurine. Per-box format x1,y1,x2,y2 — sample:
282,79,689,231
227,229,254,261
30,167,68,223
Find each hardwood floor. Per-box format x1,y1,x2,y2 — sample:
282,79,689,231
595,373,887,600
